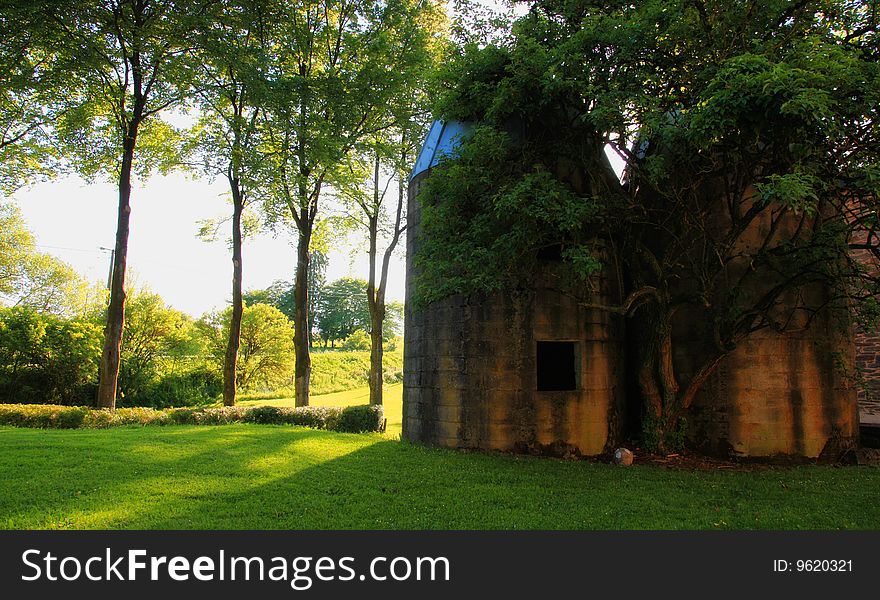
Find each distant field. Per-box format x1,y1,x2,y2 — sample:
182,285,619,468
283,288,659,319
238,351,403,399
240,384,403,438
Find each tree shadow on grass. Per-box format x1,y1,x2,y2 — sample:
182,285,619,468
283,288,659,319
1,426,879,530
98,435,880,530
0,426,376,529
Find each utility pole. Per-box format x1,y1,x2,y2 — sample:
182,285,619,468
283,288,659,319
99,246,115,293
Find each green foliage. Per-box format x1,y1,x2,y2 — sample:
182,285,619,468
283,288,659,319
641,412,689,454
232,303,296,390
242,281,296,321
89,407,171,428
169,406,249,426
0,402,384,433
0,403,172,428
0,307,102,405
46,0,199,184
0,404,87,428
198,302,297,393
421,0,880,445
316,278,371,346
340,329,371,351
336,404,384,433
243,250,327,344
754,173,820,214
242,405,341,429
0,204,34,297
149,368,223,409
309,350,404,395
118,289,215,406
0,0,72,193
416,125,612,303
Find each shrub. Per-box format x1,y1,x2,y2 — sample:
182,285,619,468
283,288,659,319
82,409,115,428
191,406,247,425
111,407,171,427
168,408,198,425
0,404,88,428
243,405,343,429
0,403,384,433
117,290,209,405
210,303,295,391
55,407,87,429
243,405,284,424
337,405,384,433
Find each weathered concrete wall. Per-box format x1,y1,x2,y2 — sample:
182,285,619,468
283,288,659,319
403,172,626,456
403,288,626,455
679,199,859,458
406,172,860,459
686,321,859,458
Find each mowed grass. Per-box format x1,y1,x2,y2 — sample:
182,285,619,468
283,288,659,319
0,411,878,530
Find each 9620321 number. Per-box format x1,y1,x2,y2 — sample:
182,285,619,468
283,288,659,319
796,559,852,572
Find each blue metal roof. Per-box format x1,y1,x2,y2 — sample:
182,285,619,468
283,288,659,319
410,120,473,180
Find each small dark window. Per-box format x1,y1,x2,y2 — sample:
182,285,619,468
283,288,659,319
536,243,563,261
536,341,578,391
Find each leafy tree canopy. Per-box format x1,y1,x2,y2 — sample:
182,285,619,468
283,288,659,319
417,0,880,449
224,302,295,390
317,277,372,346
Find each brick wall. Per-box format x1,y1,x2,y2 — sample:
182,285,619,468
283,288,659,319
852,241,880,413
856,329,880,407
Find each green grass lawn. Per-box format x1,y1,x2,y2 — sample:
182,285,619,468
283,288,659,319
0,398,878,529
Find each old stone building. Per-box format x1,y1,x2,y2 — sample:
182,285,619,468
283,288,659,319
404,122,627,456
404,121,866,459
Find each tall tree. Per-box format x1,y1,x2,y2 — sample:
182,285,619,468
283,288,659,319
190,0,273,406
342,123,422,404
261,0,446,406
46,0,198,408
339,1,445,405
307,248,328,347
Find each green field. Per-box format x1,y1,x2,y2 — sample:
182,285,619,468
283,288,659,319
0,382,878,530
240,384,404,437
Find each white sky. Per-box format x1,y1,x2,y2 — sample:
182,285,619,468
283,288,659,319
6,2,571,319
12,173,397,318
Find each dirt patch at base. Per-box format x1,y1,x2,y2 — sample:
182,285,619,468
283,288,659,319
610,447,880,470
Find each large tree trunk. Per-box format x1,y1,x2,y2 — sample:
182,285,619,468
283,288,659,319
222,181,244,406
368,305,384,406
633,302,728,453
96,127,136,409
366,209,382,406
294,226,311,407
631,301,677,452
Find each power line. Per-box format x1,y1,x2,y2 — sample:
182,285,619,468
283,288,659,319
33,243,112,254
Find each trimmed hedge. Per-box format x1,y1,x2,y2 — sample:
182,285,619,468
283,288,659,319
0,403,383,433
